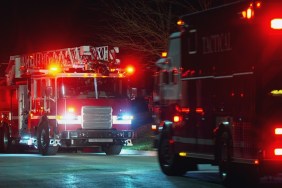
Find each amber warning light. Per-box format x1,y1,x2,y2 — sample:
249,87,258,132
161,52,167,58
48,64,61,74
271,18,282,30
177,19,185,26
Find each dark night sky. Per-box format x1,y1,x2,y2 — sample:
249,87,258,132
0,0,104,63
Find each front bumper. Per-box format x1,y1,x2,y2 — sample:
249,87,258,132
60,129,134,147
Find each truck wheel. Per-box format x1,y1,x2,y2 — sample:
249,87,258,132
104,144,122,155
0,125,10,153
158,130,188,176
37,120,58,155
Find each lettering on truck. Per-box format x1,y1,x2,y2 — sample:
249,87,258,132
202,32,232,54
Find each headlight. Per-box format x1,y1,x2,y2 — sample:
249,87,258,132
120,114,134,120
57,113,78,120
113,113,134,125
57,114,81,124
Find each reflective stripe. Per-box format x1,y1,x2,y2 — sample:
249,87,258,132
173,136,214,146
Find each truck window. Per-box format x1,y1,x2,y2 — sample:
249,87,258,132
57,77,127,99
188,29,197,54
161,70,179,85
161,71,169,85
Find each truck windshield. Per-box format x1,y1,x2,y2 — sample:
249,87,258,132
57,77,128,99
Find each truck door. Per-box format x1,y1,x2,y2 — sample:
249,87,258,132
182,78,215,154
195,78,215,154
18,84,29,132
181,79,197,153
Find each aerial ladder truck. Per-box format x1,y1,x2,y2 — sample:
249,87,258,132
0,45,134,155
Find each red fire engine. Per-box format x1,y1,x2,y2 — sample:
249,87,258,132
153,0,282,186
0,45,134,155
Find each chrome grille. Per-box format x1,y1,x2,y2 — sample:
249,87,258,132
81,106,112,129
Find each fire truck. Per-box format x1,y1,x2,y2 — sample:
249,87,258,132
0,45,134,156
153,0,282,186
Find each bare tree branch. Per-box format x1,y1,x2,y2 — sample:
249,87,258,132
88,0,236,66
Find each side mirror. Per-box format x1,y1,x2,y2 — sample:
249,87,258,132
129,88,137,100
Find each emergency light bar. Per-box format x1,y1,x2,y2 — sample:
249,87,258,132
242,7,254,19
241,1,261,20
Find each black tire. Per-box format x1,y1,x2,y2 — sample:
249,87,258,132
37,119,58,156
0,124,10,153
158,130,188,176
104,144,122,155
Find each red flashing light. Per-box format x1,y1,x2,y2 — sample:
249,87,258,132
126,65,135,74
256,1,261,8
274,148,282,156
173,115,181,123
275,128,282,135
181,108,190,113
271,18,282,30
196,107,204,114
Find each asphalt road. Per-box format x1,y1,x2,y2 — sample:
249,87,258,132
0,149,281,188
